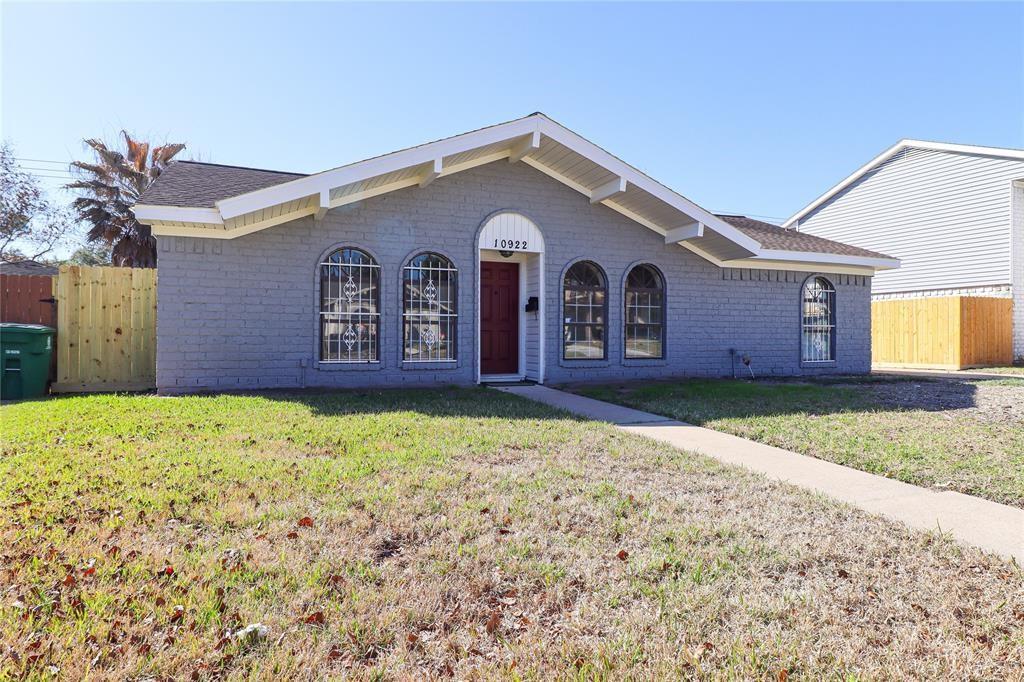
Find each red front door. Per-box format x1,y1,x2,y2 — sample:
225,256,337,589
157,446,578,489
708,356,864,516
481,261,519,375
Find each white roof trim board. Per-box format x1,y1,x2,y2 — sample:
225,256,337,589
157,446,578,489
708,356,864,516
134,113,898,272
784,139,1024,229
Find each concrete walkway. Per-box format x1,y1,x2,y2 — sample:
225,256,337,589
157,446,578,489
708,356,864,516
494,385,1024,564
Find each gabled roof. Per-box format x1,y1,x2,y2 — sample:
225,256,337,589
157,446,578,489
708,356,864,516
134,113,898,272
784,139,1024,228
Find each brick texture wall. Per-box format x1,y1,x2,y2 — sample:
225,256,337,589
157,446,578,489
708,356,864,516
156,161,871,393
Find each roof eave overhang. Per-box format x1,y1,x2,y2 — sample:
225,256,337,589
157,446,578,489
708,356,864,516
134,113,891,271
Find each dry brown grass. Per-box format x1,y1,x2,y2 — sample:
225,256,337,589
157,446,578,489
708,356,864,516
2,389,1022,680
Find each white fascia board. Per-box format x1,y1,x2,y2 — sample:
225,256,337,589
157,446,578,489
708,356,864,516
151,223,228,238
754,249,901,270
534,116,762,255
133,204,223,226
215,117,541,219
783,139,1024,229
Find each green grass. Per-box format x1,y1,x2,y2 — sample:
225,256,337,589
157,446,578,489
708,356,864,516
2,388,1022,679
969,365,1024,376
572,378,1024,507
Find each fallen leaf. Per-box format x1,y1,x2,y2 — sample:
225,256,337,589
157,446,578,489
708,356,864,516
286,531,299,540
161,565,174,577
406,632,419,646
327,644,343,661
301,611,325,626
778,670,789,682
616,549,629,561
837,568,850,579
298,517,314,528
485,611,501,634
62,574,77,587
170,605,185,623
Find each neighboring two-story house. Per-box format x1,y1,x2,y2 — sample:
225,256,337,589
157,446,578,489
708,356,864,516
786,140,1024,366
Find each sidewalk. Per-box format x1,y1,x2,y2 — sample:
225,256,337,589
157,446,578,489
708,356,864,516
494,384,1024,564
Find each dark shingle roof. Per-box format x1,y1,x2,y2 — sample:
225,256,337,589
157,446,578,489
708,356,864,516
138,161,307,208
0,260,58,276
136,161,893,262
715,214,894,260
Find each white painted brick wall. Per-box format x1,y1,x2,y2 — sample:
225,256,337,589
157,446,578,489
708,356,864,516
155,161,872,392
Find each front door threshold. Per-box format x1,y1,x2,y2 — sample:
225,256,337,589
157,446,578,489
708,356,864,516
480,374,531,385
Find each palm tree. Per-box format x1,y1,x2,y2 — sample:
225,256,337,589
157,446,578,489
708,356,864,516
67,132,185,267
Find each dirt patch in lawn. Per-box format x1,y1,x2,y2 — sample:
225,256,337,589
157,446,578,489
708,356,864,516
856,378,1024,422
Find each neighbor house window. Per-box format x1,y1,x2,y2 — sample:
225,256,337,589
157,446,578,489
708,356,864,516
802,276,836,362
563,261,607,360
624,264,665,359
320,248,380,362
403,252,457,361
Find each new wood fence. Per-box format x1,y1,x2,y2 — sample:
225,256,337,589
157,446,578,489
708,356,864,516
871,296,1013,369
52,266,157,392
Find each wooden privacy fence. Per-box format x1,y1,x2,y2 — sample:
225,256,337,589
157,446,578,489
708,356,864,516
1,273,59,380
871,296,1013,369
53,266,157,392
1,274,57,326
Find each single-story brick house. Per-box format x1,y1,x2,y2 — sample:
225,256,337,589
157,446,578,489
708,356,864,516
133,114,898,393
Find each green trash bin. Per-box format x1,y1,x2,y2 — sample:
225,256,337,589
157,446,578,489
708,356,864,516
1,323,55,400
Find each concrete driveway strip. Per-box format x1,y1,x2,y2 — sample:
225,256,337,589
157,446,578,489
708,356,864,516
495,384,1024,564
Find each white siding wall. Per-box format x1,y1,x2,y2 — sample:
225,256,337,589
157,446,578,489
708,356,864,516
796,148,1024,296
524,253,542,380
1013,183,1024,360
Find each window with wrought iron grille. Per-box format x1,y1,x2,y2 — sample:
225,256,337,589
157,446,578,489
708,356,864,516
563,261,607,360
801,276,836,362
624,264,665,359
403,252,457,361
320,248,380,363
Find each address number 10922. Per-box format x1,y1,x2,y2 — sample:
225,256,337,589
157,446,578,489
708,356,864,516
494,239,527,250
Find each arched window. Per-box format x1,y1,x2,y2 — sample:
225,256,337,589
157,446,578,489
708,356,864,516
563,261,607,360
403,252,457,361
624,264,665,359
320,248,380,363
802,276,836,362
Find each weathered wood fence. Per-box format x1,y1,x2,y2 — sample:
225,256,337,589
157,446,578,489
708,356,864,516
1,274,57,326
52,266,157,392
871,296,1013,369
1,273,59,380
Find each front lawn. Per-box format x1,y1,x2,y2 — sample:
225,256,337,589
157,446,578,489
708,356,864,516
572,377,1024,507
2,389,1022,679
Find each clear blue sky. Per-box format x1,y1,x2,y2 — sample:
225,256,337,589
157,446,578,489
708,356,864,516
3,1,1022,225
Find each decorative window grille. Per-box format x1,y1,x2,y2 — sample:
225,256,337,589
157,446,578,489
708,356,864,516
563,261,607,360
320,248,380,362
403,252,457,361
624,264,665,359
802,277,836,362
